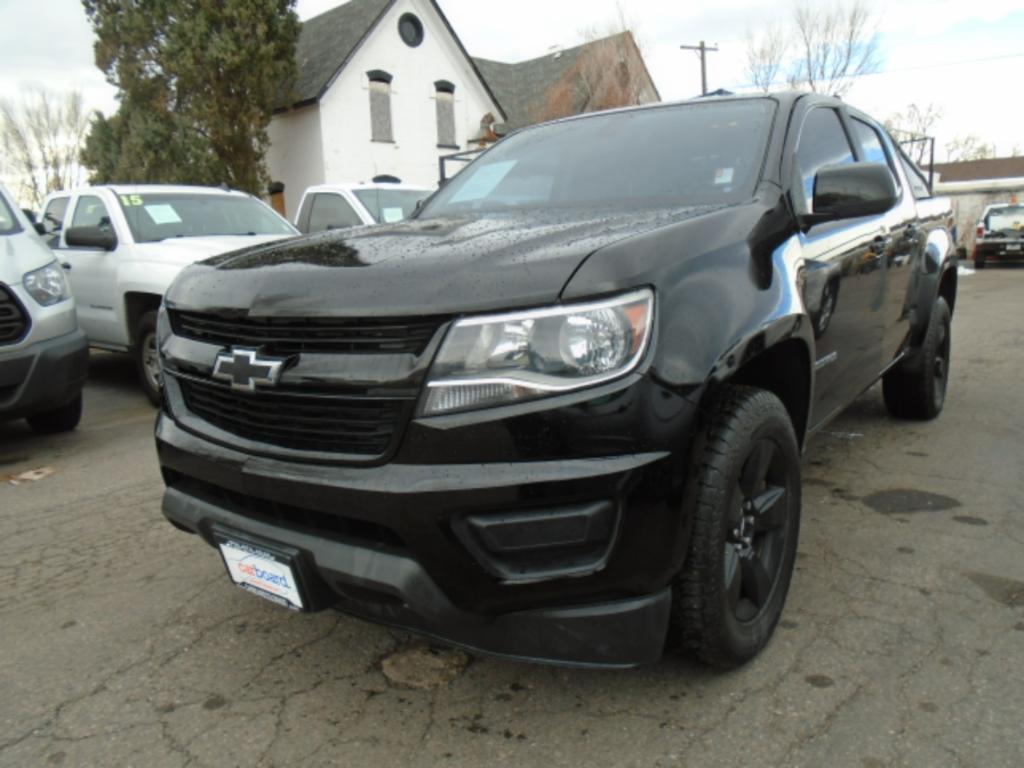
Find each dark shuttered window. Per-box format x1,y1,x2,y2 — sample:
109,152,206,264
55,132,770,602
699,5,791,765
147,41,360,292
435,80,456,149
367,70,393,143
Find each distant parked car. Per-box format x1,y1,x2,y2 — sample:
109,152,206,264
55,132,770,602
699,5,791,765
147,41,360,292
41,185,298,404
294,182,431,234
973,202,1024,269
0,183,88,434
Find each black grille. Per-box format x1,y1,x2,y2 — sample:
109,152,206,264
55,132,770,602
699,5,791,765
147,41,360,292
176,374,409,457
0,285,29,345
170,310,443,355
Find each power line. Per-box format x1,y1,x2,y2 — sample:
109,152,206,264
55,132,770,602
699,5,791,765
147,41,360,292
680,41,719,95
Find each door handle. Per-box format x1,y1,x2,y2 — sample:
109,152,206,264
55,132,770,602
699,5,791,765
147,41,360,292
61,262,72,270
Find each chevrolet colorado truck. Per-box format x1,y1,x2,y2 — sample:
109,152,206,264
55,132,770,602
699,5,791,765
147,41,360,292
154,93,957,668
42,185,297,403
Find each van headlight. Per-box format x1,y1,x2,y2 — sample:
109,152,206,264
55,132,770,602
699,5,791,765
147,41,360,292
421,288,654,415
23,262,70,306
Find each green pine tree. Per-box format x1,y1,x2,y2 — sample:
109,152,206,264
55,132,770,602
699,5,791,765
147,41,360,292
81,0,300,195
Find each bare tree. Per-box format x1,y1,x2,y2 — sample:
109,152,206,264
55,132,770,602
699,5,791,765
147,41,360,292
944,135,997,163
885,103,942,164
745,25,787,92
0,89,90,209
788,0,880,97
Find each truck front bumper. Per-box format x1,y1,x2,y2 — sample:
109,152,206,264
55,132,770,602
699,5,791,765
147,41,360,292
155,404,692,668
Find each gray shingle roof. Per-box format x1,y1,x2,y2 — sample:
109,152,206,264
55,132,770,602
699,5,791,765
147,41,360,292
473,43,589,130
280,0,393,108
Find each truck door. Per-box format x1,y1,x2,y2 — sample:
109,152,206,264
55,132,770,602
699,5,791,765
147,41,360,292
59,194,122,345
847,115,919,365
791,106,887,429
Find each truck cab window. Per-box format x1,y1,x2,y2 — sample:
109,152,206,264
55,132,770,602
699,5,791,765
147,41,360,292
70,195,113,232
308,193,362,233
794,108,855,212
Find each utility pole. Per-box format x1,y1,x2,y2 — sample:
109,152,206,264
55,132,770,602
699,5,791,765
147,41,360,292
680,41,719,96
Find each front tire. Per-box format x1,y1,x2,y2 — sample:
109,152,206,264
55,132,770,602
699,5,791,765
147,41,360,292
27,394,83,434
133,310,162,406
882,296,951,420
668,385,802,668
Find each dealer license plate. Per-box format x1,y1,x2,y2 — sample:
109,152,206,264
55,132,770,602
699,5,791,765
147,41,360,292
1006,244,1021,252
216,535,305,610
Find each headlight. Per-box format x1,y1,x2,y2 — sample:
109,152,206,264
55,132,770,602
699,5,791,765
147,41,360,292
422,288,654,416
23,262,70,306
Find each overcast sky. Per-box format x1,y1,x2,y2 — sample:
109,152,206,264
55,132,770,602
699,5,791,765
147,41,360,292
2,0,1023,158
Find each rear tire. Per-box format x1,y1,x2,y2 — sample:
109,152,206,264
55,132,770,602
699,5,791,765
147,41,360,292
27,394,83,434
973,255,985,269
882,296,951,420
667,385,802,668
133,310,162,406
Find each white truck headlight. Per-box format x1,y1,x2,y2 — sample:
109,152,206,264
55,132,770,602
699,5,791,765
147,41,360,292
422,288,654,415
23,262,71,306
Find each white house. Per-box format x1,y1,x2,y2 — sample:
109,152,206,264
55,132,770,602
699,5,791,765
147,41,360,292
266,0,507,218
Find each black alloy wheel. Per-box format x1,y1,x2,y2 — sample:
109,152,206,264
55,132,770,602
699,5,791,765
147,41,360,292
724,438,791,624
669,385,801,668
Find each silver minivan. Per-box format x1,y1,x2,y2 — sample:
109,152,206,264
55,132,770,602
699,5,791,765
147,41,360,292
0,183,88,433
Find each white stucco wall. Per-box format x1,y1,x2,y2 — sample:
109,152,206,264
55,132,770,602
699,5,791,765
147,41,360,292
266,104,325,219
316,0,501,189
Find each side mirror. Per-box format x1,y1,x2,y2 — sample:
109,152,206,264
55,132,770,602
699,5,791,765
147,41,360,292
65,225,118,251
33,222,47,236
806,163,898,226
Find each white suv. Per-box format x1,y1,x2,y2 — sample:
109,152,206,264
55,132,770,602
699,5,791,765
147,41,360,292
0,183,88,433
294,183,431,234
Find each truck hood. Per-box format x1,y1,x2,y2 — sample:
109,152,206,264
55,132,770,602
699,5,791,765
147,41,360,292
0,229,59,284
133,234,292,267
166,208,718,317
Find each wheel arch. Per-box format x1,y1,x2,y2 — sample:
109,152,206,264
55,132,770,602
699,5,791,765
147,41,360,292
701,330,814,451
123,292,163,346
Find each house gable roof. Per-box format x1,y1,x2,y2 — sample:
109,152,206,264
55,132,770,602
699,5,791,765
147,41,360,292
279,0,506,120
474,32,660,130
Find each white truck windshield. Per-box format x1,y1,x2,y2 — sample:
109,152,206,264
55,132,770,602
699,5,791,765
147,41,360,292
117,193,296,243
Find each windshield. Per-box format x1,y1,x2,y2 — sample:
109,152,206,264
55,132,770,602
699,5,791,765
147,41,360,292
421,99,776,217
0,193,21,235
985,205,1024,234
116,192,296,243
353,188,430,223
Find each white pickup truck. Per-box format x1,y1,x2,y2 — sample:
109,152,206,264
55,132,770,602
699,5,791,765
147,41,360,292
41,185,297,403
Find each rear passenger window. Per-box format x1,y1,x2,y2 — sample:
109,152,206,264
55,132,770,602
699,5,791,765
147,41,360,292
794,108,855,212
70,196,114,232
307,193,362,233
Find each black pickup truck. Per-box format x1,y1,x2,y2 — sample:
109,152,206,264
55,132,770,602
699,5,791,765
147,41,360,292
154,92,957,669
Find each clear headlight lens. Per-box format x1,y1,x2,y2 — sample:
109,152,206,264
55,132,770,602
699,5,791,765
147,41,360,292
422,288,653,415
23,262,70,306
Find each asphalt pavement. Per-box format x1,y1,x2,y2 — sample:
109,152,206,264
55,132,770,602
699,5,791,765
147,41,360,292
1,268,1022,768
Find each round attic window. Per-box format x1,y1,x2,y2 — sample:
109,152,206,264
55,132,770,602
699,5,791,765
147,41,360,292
398,13,424,47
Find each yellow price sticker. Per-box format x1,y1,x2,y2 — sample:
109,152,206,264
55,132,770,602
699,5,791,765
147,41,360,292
119,194,144,207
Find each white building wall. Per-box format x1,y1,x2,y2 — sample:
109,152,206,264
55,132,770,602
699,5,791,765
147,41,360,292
266,105,325,219
317,0,501,190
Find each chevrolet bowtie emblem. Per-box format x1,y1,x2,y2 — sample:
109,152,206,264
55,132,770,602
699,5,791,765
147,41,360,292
212,348,289,392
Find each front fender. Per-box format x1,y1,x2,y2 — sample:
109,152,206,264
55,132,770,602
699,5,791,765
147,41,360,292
560,198,814,438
